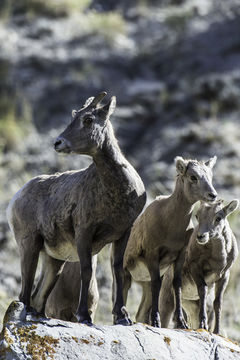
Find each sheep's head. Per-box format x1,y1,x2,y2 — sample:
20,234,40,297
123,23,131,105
175,156,217,204
195,199,239,245
54,91,116,155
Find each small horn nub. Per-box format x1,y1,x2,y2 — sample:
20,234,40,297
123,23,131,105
91,91,107,107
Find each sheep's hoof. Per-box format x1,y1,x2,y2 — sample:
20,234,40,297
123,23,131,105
177,319,188,329
174,315,188,329
151,319,161,328
114,306,132,326
115,317,132,326
75,312,92,325
151,312,161,327
80,319,93,326
199,318,208,331
27,307,44,317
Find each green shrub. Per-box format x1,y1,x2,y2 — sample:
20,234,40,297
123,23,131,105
0,96,32,152
88,11,126,42
74,11,126,44
4,0,91,19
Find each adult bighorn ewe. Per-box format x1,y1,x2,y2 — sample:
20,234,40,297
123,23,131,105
160,199,239,334
123,156,217,327
7,92,146,325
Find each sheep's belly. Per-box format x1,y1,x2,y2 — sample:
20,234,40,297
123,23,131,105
129,259,170,282
44,242,79,262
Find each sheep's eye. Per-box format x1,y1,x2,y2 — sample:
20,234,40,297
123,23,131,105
215,216,222,223
195,214,199,220
83,117,93,126
190,175,198,182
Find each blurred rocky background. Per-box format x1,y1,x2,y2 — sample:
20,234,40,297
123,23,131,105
0,0,240,341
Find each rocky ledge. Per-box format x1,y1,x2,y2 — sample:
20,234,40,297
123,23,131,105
0,301,240,360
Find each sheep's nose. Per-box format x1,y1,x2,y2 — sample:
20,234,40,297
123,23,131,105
197,232,209,245
208,192,217,201
54,138,62,149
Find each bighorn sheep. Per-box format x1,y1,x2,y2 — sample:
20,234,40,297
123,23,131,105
160,199,239,334
7,92,146,325
123,156,217,327
45,256,99,322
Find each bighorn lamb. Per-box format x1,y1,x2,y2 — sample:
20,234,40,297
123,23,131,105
7,92,146,325
46,256,99,322
160,199,239,334
123,156,217,327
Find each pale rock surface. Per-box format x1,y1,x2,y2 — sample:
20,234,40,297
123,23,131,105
0,301,240,360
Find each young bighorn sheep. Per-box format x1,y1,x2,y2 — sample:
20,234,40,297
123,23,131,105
45,256,99,322
123,156,217,327
7,92,146,325
160,199,239,334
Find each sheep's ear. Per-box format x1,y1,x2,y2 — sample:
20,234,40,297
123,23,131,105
205,156,217,169
83,96,95,108
175,156,188,175
101,96,116,118
72,110,77,118
223,199,239,217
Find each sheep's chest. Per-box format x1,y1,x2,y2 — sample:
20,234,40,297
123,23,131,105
202,255,227,286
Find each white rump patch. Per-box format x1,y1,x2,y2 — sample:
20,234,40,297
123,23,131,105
6,183,29,234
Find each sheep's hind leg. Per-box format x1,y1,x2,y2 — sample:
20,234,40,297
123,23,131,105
136,281,152,324
31,252,64,316
159,267,175,328
112,229,132,325
88,255,99,321
173,251,188,329
18,234,44,312
147,257,161,327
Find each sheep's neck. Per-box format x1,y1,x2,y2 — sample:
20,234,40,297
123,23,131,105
170,176,194,217
206,225,229,257
92,132,131,194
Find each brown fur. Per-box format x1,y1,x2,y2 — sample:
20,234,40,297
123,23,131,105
123,156,217,327
7,92,146,324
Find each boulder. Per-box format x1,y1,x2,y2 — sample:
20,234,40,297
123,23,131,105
0,301,240,360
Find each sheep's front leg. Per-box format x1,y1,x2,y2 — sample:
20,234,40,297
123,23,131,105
75,230,93,324
213,272,229,334
194,276,208,330
191,265,208,330
198,282,208,330
112,230,132,325
147,257,161,327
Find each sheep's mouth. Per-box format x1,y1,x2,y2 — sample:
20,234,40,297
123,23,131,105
54,145,71,154
197,238,209,245
204,197,216,204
